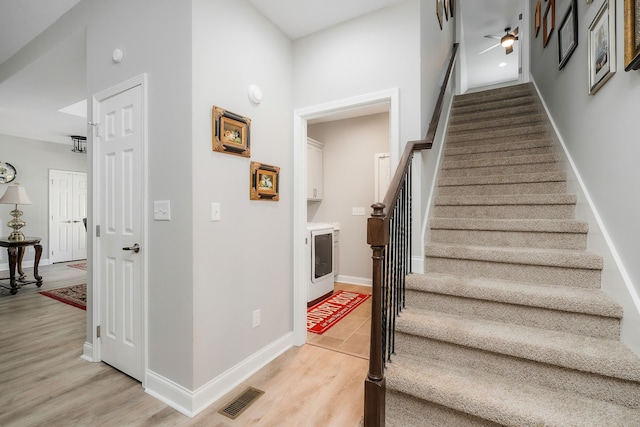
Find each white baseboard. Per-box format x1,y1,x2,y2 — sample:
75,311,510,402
336,275,371,287
81,341,95,362
411,256,424,274
0,258,51,272
145,332,293,418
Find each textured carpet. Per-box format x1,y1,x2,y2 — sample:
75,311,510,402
39,284,86,310
307,290,370,334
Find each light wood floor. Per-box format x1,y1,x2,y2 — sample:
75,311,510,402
0,264,370,426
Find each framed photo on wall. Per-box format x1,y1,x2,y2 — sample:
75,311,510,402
250,161,280,201
535,0,542,37
436,0,443,30
543,0,556,47
624,0,640,70
588,0,616,94
558,0,578,69
212,106,251,157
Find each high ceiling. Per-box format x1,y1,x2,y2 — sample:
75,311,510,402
0,0,521,145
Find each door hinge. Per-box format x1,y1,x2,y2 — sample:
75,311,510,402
88,121,101,138
96,225,100,237
97,325,101,338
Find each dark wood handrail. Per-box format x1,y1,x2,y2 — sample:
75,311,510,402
364,42,459,427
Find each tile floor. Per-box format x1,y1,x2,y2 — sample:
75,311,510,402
306,282,372,359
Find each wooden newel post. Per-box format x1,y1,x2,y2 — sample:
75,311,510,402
364,203,389,427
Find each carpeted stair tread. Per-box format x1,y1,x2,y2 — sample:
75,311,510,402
444,138,552,157
396,308,640,382
386,353,640,426
448,114,545,134
439,171,566,187
429,217,588,234
447,124,547,144
406,272,621,318
424,243,603,270
435,193,576,207
453,83,532,100
449,104,539,126
441,153,558,171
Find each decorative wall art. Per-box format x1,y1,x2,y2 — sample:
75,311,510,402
212,106,251,157
543,0,556,47
449,0,454,18
250,161,280,201
624,0,640,70
588,0,616,94
436,0,444,30
535,0,542,37
444,0,449,21
558,0,578,69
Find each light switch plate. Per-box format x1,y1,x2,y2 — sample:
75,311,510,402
153,200,171,220
211,202,221,221
352,207,366,216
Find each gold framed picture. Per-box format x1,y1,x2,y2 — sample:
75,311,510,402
212,106,251,157
250,161,280,201
624,0,640,70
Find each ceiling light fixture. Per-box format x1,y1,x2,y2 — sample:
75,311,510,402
501,34,515,48
71,135,87,153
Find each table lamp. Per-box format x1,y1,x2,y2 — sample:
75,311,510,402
0,183,33,241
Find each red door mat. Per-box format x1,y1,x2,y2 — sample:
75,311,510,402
307,290,371,334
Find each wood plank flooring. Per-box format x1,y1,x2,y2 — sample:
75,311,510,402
0,264,369,426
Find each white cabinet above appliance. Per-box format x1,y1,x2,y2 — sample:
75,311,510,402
307,138,324,201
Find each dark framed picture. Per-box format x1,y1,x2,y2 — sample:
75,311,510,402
535,0,542,37
588,0,616,94
436,0,443,30
624,0,640,70
250,161,280,201
543,0,556,47
212,106,251,157
449,0,454,18
444,0,449,21
558,0,578,69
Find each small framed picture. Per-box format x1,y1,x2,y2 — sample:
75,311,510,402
535,0,542,37
543,0,555,47
558,0,578,69
624,0,640,70
588,0,616,94
250,161,280,201
212,106,251,157
436,0,443,30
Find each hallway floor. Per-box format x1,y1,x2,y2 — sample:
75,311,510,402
0,265,370,426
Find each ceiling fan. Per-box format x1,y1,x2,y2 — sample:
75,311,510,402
479,27,519,55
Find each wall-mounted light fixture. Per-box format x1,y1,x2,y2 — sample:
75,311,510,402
248,84,263,105
71,135,87,153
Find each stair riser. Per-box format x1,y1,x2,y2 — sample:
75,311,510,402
440,162,560,178
453,95,535,113
433,204,575,220
447,126,548,144
386,389,500,427
394,332,640,409
438,181,567,196
448,116,545,134
406,290,619,339
424,256,601,288
445,146,553,161
449,105,539,125
454,83,531,100
430,228,587,250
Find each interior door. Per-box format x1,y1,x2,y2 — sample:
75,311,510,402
49,170,87,263
96,81,144,382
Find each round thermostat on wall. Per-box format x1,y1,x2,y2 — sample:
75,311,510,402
248,84,263,104
0,162,16,184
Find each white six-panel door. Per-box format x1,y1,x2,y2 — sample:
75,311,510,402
95,81,144,382
49,170,87,263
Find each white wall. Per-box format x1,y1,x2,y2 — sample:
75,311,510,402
308,113,390,284
530,0,640,351
293,0,422,165
191,0,293,394
0,135,87,268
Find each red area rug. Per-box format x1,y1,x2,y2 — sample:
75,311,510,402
39,284,86,310
67,262,87,271
307,290,370,334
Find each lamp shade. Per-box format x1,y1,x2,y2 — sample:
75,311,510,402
0,184,33,205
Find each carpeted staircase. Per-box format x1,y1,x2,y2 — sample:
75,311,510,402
384,83,640,426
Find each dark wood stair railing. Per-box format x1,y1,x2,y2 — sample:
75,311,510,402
364,43,459,427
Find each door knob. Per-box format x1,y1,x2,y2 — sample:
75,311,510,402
122,243,140,253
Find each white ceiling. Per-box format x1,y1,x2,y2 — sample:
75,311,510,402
0,0,521,145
